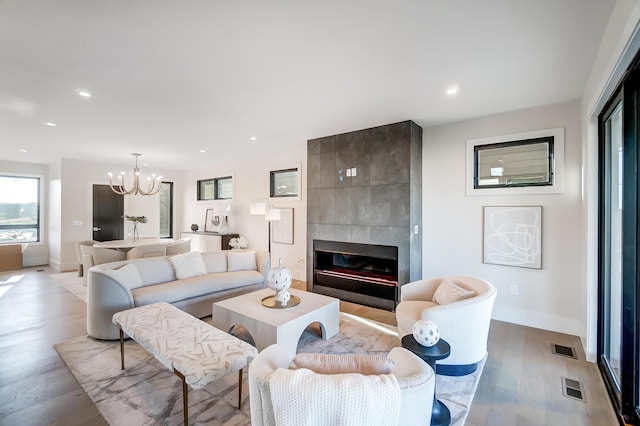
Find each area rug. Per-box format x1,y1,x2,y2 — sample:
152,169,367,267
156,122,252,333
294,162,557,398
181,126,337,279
50,271,87,302
56,312,484,425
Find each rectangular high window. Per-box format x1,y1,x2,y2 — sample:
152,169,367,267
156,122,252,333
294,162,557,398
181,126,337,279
214,176,233,200
466,127,564,196
474,137,554,188
270,168,299,198
197,176,233,201
0,175,40,244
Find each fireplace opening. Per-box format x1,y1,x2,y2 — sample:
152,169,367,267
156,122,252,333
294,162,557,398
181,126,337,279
313,240,399,311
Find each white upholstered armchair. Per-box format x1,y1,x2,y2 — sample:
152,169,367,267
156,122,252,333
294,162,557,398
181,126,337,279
80,245,126,285
75,240,97,277
396,276,497,376
126,243,167,259
249,344,435,426
165,238,191,256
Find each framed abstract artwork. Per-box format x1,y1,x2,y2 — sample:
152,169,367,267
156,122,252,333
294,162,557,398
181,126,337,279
483,206,542,269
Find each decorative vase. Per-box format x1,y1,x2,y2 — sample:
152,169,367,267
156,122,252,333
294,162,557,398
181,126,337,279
268,258,292,306
412,319,440,347
217,216,230,235
191,223,199,232
274,289,291,304
129,223,141,242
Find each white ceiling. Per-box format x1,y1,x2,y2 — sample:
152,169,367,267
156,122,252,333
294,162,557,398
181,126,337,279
0,0,615,171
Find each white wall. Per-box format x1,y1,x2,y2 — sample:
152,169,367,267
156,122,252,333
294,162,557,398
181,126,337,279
48,163,61,270
581,0,640,361
180,147,307,280
422,100,584,337
0,160,49,267
56,158,183,272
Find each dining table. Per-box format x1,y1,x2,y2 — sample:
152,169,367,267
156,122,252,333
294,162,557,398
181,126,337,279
93,238,175,250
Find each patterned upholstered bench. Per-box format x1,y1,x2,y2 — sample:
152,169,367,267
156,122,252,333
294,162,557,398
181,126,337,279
112,302,258,425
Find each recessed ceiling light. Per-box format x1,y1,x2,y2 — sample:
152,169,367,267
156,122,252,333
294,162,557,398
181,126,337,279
46,122,57,127
77,90,92,98
200,149,206,153
18,149,27,153
446,85,459,96
250,137,257,141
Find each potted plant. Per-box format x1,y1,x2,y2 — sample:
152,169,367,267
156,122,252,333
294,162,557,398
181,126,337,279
125,215,148,241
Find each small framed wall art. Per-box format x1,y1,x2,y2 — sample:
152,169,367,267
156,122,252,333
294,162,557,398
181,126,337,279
204,209,220,233
271,207,294,244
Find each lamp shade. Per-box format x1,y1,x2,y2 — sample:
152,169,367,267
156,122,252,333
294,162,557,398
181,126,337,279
265,208,281,221
250,202,267,215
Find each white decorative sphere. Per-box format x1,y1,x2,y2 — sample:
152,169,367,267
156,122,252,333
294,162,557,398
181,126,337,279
275,289,290,305
268,259,293,292
412,319,440,347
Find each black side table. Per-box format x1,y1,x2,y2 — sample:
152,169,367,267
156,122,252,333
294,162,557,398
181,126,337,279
401,334,451,426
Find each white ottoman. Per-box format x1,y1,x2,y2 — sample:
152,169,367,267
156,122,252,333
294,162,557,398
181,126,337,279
113,302,257,425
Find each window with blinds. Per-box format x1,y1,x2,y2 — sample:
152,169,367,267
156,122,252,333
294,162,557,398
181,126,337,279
197,176,233,201
474,137,554,189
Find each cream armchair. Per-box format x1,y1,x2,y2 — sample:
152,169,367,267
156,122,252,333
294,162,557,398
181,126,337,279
80,245,126,285
249,344,435,426
396,276,497,376
165,238,191,256
126,243,167,259
75,240,97,277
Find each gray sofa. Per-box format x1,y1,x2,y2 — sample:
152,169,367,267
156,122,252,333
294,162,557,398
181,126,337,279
87,250,269,340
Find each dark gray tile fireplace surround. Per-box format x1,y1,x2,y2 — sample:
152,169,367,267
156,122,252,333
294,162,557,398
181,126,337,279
306,120,422,311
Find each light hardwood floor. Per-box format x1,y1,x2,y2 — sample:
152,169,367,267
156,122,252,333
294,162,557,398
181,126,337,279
0,267,107,425
0,268,620,425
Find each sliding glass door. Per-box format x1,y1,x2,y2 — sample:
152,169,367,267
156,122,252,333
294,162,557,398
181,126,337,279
600,98,623,400
598,61,640,425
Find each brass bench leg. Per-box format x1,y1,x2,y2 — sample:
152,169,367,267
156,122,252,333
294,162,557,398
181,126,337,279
119,328,125,370
238,369,243,409
175,370,189,425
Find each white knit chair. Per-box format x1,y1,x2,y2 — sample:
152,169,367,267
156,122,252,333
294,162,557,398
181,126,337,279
396,276,497,376
249,344,434,426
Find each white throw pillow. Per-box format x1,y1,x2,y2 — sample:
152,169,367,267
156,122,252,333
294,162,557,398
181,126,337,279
227,251,256,272
433,278,476,305
201,251,227,273
169,252,207,280
292,353,395,375
104,263,144,290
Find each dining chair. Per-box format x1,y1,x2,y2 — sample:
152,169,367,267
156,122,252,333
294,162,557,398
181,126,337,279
126,244,167,260
166,238,191,256
75,240,97,277
80,245,127,285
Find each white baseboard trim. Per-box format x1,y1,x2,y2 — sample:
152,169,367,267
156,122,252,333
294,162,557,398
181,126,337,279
493,306,585,340
59,261,79,272
581,336,596,362
46,258,62,272
23,256,50,268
